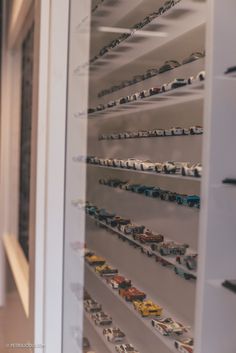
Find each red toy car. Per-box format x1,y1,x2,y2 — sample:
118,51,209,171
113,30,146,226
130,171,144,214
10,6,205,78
107,275,131,289
119,287,146,302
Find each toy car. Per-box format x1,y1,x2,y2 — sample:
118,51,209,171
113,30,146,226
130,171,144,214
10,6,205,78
162,161,186,174
113,159,123,167
84,299,102,313
97,209,116,221
106,216,130,228
174,338,194,353
149,129,165,137
107,275,131,289
149,87,161,96
156,242,189,256
144,187,161,198
151,317,188,336
182,52,205,65
183,128,190,135
196,70,205,81
162,79,188,92
128,132,139,138
159,60,180,74
126,158,137,169
176,254,198,271
134,231,164,244
133,300,163,317
174,267,196,280
155,162,163,173
118,224,145,235
115,344,139,353
189,125,203,134
86,255,106,266
171,127,184,135
164,128,173,136
177,194,200,208
139,160,156,171
103,328,125,343
138,130,149,138
92,312,112,326
181,163,202,177
160,190,177,201
119,287,146,302
95,264,118,276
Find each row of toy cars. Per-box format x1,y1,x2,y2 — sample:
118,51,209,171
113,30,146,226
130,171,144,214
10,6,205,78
98,52,205,97
84,202,197,280
89,0,181,67
88,71,205,114
87,156,202,178
99,178,201,209
98,125,203,140
84,253,194,353
84,291,140,353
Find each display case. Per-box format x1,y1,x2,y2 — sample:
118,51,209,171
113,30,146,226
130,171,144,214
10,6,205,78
63,1,206,352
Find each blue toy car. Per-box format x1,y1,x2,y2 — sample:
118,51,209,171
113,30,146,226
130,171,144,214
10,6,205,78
176,194,200,208
144,187,161,197
174,267,196,281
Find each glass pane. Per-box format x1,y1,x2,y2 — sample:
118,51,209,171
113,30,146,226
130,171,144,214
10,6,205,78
63,0,206,352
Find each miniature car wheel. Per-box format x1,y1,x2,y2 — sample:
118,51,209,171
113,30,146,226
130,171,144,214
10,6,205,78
188,201,195,207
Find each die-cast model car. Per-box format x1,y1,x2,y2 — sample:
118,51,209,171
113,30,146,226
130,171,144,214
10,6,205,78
133,300,163,317
140,245,153,257
138,130,149,137
137,160,156,171
107,275,132,289
86,255,106,266
182,52,205,65
113,159,123,167
162,161,186,174
176,254,198,271
160,190,177,201
155,162,163,173
176,194,200,208
144,187,161,198
151,317,188,336
134,231,164,244
174,338,194,353
174,267,196,280
196,70,205,81
106,216,130,228
189,125,203,134
92,312,112,326
103,328,125,343
183,128,190,135
84,299,102,313
149,87,161,96
119,224,145,235
95,264,118,276
164,128,173,136
181,163,202,177
129,132,139,138
171,127,184,135
159,60,180,74
156,242,189,256
119,287,146,302
97,209,116,221
162,79,188,92
125,158,137,169
149,129,165,137
115,344,139,353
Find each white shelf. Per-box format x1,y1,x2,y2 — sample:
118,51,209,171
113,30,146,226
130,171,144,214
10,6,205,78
85,261,193,353
87,163,201,183
88,81,204,118
88,0,206,79
85,213,197,278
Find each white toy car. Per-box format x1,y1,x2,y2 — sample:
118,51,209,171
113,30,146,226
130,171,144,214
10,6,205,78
151,317,188,336
149,129,165,137
162,161,186,174
113,159,122,167
119,132,126,139
120,159,129,168
115,344,139,353
99,158,106,165
181,163,202,177
164,128,172,136
135,160,155,171
162,79,188,92
107,159,114,167
138,130,149,137
189,125,203,135
196,70,205,81
129,131,139,138
103,328,125,343
92,312,112,326
183,128,190,135
126,158,137,169
171,127,184,135
84,299,102,313
174,338,194,353
110,133,119,139
155,162,163,173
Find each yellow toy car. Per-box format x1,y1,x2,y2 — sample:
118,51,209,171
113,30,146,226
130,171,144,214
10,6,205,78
133,300,163,317
86,255,106,266
95,264,118,276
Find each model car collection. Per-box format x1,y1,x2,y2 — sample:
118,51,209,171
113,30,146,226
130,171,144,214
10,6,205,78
82,202,197,282
86,157,202,179
99,178,201,208
88,71,206,114
98,125,203,140
97,49,205,98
